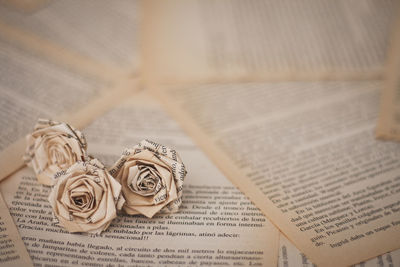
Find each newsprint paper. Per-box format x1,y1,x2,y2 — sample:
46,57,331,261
153,81,400,267
0,92,279,266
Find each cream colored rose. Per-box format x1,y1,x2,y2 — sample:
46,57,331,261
48,159,125,234
24,119,87,186
109,140,187,218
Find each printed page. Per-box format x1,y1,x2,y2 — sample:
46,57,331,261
278,235,316,267
0,91,279,266
0,35,138,181
0,0,140,73
153,81,400,267
278,234,400,267
0,192,33,267
377,10,400,142
143,0,395,84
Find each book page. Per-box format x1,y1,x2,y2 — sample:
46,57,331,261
0,0,140,73
143,0,395,84
153,81,400,267
278,234,400,267
0,35,139,181
377,9,400,142
0,0,49,13
0,192,33,267
0,91,279,266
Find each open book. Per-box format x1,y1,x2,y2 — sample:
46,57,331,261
1,1,400,267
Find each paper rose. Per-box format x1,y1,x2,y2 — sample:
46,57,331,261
48,159,125,234
24,119,87,186
109,140,187,218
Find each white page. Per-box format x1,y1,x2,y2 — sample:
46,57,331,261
154,80,400,267
278,234,400,267
144,0,395,83
0,0,140,72
0,91,279,266
0,34,139,181
0,36,107,180
0,192,33,266
0,38,105,152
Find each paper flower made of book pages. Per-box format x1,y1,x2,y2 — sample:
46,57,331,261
109,140,187,218
24,119,87,186
48,159,125,234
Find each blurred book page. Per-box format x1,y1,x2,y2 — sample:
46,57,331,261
0,0,139,73
143,0,394,84
0,91,279,266
0,36,138,181
0,0,49,12
153,81,400,267
0,192,33,267
377,11,400,142
278,234,400,267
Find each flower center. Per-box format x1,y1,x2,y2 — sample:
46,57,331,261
128,164,163,197
70,190,93,210
73,194,87,206
73,196,85,206
48,143,70,169
138,176,157,191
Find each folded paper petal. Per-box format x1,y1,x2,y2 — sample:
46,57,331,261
24,119,87,186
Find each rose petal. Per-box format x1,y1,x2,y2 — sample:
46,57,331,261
126,165,139,189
